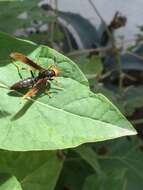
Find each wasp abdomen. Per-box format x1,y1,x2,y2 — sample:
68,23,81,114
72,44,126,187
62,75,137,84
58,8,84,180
10,77,36,90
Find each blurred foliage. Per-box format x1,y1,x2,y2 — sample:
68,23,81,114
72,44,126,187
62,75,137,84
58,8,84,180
0,0,67,49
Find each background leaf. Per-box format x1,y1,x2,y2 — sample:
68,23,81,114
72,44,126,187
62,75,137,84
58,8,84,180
55,151,92,190
0,151,63,190
0,31,37,65
95,137,143,190
75,145,103,176
82,169,127,190
0,176,22,190
77,55,103,79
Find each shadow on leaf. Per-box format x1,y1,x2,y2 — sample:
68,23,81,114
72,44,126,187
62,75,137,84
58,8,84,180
8,89,28,97
10,99,34,121
0,173,12,185
10,84,51,121
0,110,11,118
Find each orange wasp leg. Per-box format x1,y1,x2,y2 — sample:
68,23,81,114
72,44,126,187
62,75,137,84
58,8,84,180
22,87,39,100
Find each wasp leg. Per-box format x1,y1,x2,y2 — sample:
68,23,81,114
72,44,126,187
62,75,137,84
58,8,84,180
44,82,52,98
22,67,35,78
22,87,39,100
30,70,35,78
53,79,61,87
45,89,52,98
12,61,23,79
12,60,35,79
50,78,63,90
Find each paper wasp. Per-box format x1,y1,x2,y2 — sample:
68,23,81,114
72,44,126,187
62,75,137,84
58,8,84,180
10,52,60,99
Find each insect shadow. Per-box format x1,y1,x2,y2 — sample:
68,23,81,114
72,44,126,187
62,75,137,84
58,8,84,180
0,110,11,118
10,97,36,121
9,83,51,121
10,82,60,121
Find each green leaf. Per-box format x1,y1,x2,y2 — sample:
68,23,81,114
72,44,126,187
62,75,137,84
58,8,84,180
120,86,143,116
55,153,92,190
0,151,63,190
75,145,103,176
0,176,22,190
0,1,41,34
0,32,137,151
78,55,103,79
81,137,143,190
82,169,127,190
0,31,36,63
95,137,143,190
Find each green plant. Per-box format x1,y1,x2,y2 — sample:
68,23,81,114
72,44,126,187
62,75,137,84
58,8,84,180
0,31,137,190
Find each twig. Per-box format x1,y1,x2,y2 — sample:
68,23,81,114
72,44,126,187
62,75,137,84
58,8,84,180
88,0,115,48
54,0,58,19
131,119,143,125
126,51,143,63
49,0,59,44
62,26,74,52
67,47,117,57
88,0,124,92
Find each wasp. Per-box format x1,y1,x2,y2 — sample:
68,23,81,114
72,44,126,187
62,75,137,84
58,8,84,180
10,52,60,99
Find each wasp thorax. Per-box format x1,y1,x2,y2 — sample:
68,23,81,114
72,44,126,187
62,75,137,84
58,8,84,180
38,69,55,78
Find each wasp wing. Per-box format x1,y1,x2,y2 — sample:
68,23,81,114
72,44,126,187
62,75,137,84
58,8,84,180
10,52,45,71
22,78,47,99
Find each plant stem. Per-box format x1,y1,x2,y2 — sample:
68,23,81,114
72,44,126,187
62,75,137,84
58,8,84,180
88,0,115,48
131,119,143,125
115,49,124,93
